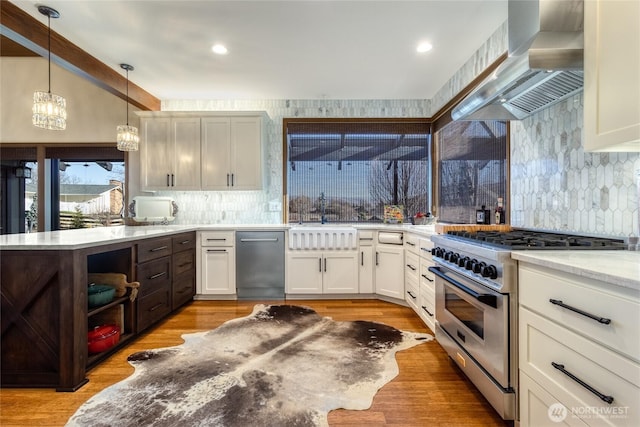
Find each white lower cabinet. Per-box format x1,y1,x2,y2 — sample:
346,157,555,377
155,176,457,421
519,263,640,427
358,231,375,294
198,231,236,296
375,244,404,299
286,251,358,294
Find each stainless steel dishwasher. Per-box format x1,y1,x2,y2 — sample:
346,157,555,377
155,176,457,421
235,231,285,299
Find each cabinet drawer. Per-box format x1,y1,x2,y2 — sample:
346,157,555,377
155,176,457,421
137,237,172,263
420,258,436,287
358,230,374,246
405,274,419,308
173,250,195,277
137,287,171,332
519,308,640,424
137,257,171,297
519,371,588,427
172,271,195,310
519,264,640,362
200,230,235,247
405,251,420,279
418,237,434,259
172,232,196,252
404,233,419,255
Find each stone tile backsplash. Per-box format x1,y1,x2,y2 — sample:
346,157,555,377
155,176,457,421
510,93,640,238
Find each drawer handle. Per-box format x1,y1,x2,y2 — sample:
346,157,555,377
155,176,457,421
407,290,417,300
421,273,434,282
149,302,164,312
406,264,417,271
420,247,430,252
549,299,611,325
179,240,191,245
150,245,168,252
551,362,614,404
406,241,415,246
148,271,167,280
207,238,227,242
421,305,433,317
207,249,227,253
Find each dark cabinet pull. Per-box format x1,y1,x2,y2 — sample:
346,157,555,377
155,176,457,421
318,258,322,272
407,290,417,299
406,241,415,246
148,271,167,280
231,173,234,186
179,240,191,245
375,252,379,266
549,299,611,325
226,173,230,186
421,305,433,317
149,302,164,312
361,251,364,266
323,258,327,272
420,247,430,253
551,362,614,404
421,273,434,282
207,249,226,253
166,174,170,187
171,174,175,186
207,238,226,242
150,245,168,252
406,264,416,271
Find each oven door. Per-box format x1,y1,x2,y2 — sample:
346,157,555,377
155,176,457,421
430,265,510,388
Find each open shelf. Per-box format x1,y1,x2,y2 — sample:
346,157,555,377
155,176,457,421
88,295,130,317
86,332,136,369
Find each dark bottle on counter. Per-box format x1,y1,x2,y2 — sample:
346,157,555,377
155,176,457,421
495,197,506,224
476,205,490,224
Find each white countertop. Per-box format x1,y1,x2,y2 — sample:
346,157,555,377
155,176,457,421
0,223,436,250
511,250,640,291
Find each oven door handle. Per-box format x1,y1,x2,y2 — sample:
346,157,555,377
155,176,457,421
429,266,498,308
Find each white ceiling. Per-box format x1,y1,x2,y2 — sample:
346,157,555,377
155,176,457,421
13,0,507,101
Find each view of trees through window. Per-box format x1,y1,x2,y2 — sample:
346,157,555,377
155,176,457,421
436,120,508,224
286,120,431,223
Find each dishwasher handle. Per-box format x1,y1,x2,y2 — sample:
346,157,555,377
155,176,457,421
240,238,279,242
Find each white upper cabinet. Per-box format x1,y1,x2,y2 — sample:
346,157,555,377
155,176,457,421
584,0,640,152
138,111,267,191
202,116,264,190
140,117,201,190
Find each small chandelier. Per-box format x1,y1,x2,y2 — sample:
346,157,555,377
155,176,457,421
116,63,139,151
32,5,67,131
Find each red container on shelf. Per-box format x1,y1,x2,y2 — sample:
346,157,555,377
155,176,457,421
88,324,120,354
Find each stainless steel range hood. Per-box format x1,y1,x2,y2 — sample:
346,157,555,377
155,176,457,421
452,0,584,121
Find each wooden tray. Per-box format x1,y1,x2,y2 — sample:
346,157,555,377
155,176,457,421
435,224,512,234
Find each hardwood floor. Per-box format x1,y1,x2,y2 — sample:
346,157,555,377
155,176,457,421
0,300,510,426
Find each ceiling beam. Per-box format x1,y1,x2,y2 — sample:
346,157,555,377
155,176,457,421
0,0,160,111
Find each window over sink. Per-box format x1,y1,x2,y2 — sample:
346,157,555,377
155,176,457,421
284,118,432,224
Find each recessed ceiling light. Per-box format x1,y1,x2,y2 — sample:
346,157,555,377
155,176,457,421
212,44,228,55
416,42,433,53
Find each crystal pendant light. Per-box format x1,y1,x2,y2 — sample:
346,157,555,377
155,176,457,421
116,64,139,151
32,5,67,131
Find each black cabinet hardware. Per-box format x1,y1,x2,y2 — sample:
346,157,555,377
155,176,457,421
549,299,611,325
148,271,167,280
150,245,168,252
551,362,614,404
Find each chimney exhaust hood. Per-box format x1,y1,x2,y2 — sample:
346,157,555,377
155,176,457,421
451,0,584,121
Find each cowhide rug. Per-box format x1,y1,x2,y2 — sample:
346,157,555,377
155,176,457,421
67,304,433,427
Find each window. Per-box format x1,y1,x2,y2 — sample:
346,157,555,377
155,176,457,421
285,119,432,223
434,120,508,223
1,146,124,234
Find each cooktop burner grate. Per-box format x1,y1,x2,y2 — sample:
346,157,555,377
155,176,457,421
446,230,625,250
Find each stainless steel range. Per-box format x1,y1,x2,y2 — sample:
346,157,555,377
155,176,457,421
428,229,625,422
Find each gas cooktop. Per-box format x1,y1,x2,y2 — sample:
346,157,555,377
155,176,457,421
445,230,626,250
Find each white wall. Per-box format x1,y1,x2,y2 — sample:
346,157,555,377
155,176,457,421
0,57,138,143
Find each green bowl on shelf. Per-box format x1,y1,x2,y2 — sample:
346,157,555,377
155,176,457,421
88,284,116,308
